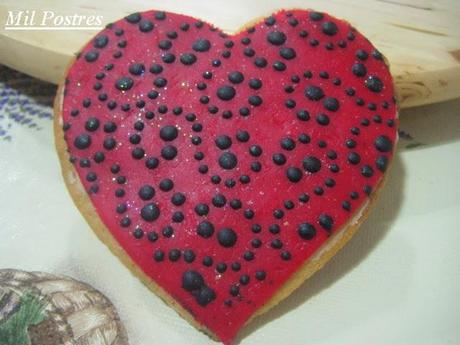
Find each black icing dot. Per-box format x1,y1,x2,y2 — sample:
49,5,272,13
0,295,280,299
273,61,286,71
180,53,197,65
254,57,268,68
309,12,324,21
248,95,263,106
139,19,154,32
225,179,236,188
288,18,299,27
162,226,174,238
133,228,144,239
202,256,213,267
267,31,287,45
160,125,178,141
316,113,330,126
319,214,334,231
281,138,296,151
366,75,384,93
273,153,286,165
93,35,109,48
305,86,324,101
154,77,167,87
322,21,338,36
372,49,383,60
162,53,176,63
120,216,131,227
298,223,316,240
280,47,296,60
138,185,155,200
84,51,99,62
115,77,134,91
197,221,215,238
273,209,284,219
171,192,186,206
129,63,145,75
212,194,227,208
216,262,227,273
84,117,99,132
265,16,276,26
196,287,216,306
348,152,361,165
249,78,262,90
182,270,204,291
269,224,280,234
298,133,311,144
74,134,91,150
158,40,172,51
153,250,164,262
356,49,369,60
297,110,310,121
244,47,255,57
249,145,262,157
251,161,262,172
238,275,249,286
93,152,105,163
155,11,166,20
217,228,237,248
281,251,292,261
352,63,367,77
251,224,262,233
252,238,262,248
228,71,244,84
323,97,340,111
376,156,388,172
217,86,236,101
161,145,178,160
147,231,158,242
303,156,321,173
286,167,303,183
193,38,211,52
255,271,267,280
172,211,184,223
159,178,174,192
218,152,237,169
195,203,209,216
150,63,163,74
215,135,232,150
236,130,250,142
361,165,374,177
140,203,160,222
364,185,373,195
375,135,393,152
125,12,141,23
243,251,255,261
145,157,159,169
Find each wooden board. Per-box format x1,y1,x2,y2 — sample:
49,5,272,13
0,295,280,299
0,0,459,108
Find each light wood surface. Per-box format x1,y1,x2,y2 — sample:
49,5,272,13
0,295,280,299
0,0,459,108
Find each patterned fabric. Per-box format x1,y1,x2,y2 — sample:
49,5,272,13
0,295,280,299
0,66,55,141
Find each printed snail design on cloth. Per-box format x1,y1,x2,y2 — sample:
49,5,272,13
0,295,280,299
0,269,128,345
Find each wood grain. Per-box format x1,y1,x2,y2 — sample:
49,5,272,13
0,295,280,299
0,0,459,108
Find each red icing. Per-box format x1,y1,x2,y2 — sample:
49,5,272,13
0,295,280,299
61,10,397,344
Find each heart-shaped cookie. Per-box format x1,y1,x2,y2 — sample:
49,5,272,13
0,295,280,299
54,9,397,344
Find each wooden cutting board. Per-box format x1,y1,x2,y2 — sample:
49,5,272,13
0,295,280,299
0,0,458,108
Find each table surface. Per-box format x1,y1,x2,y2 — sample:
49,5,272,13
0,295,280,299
0,0,460,109
0,65,459,344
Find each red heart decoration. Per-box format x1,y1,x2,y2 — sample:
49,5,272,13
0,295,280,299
56,9,397,344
